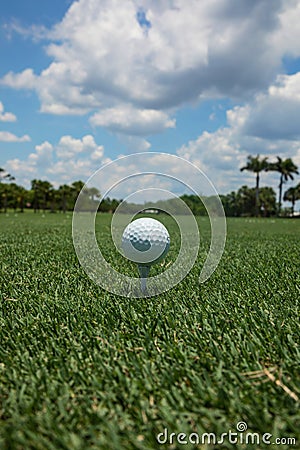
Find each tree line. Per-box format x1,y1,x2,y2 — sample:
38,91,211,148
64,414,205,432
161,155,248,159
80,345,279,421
180,155,299,218
0,175,117,214
238,155,299,217
0,154,299,217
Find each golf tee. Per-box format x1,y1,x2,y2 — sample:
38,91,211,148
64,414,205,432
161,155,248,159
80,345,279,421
138,265,151,293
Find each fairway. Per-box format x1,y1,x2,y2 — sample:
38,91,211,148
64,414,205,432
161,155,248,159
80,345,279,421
0,213,299,449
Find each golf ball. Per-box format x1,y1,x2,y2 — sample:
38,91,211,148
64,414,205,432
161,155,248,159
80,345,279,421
121,218,170,265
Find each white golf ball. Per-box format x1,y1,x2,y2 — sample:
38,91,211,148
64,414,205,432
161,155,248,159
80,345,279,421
121,218,170,265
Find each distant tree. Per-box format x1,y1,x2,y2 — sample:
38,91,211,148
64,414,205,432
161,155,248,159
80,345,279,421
99,197,120,213
71,181,85,210
72,184,101,212
57,184,73,213
40,181,54,212
283,184,300,216
236,185,256,216
71,181,85,197
240,155,269,217
17,185,27,212
30,180,53,212
88,187,101,202
267,157,299,215
110,198,120,213
86,187,101,212
48,186,57,213
31,179,41,212
220,191,240,217
259,186,277,217
180,194,207,215
6,183,20,212
220,186,276,217
0,168,15,212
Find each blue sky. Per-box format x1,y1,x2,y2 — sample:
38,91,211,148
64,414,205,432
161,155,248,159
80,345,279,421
1,0,300,204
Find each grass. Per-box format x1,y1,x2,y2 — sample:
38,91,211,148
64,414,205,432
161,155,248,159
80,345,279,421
0,212,299,449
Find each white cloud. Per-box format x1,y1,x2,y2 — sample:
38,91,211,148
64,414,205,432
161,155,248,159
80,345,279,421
28,141,53,167
269,72,300,100
117,136,151,153
56,135,104,159
177,73,300,193
2,0,299,137
272,0,300,57
1,0,300,199
5,135,105,188
228,72,300,141
0,102,16,122
0,131,30,142
177,128,246,192
4,126,300,202
90,105,175,135
1,69,37,90
3,21,49,42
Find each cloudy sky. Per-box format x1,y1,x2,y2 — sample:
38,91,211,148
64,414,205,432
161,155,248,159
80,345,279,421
1,0,300,201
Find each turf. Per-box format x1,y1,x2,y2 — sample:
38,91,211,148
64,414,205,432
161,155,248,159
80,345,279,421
0,212,299,449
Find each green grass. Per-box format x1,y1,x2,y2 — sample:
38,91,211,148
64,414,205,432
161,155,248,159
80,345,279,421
0,212,299,449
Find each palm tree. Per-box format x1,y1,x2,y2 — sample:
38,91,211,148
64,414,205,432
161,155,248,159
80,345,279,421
267,157,299,215
240,155,269,217
283,183,300,216
0,167,15,182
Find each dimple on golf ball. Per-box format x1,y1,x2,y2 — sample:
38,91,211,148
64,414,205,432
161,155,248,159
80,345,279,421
121,218,170,265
